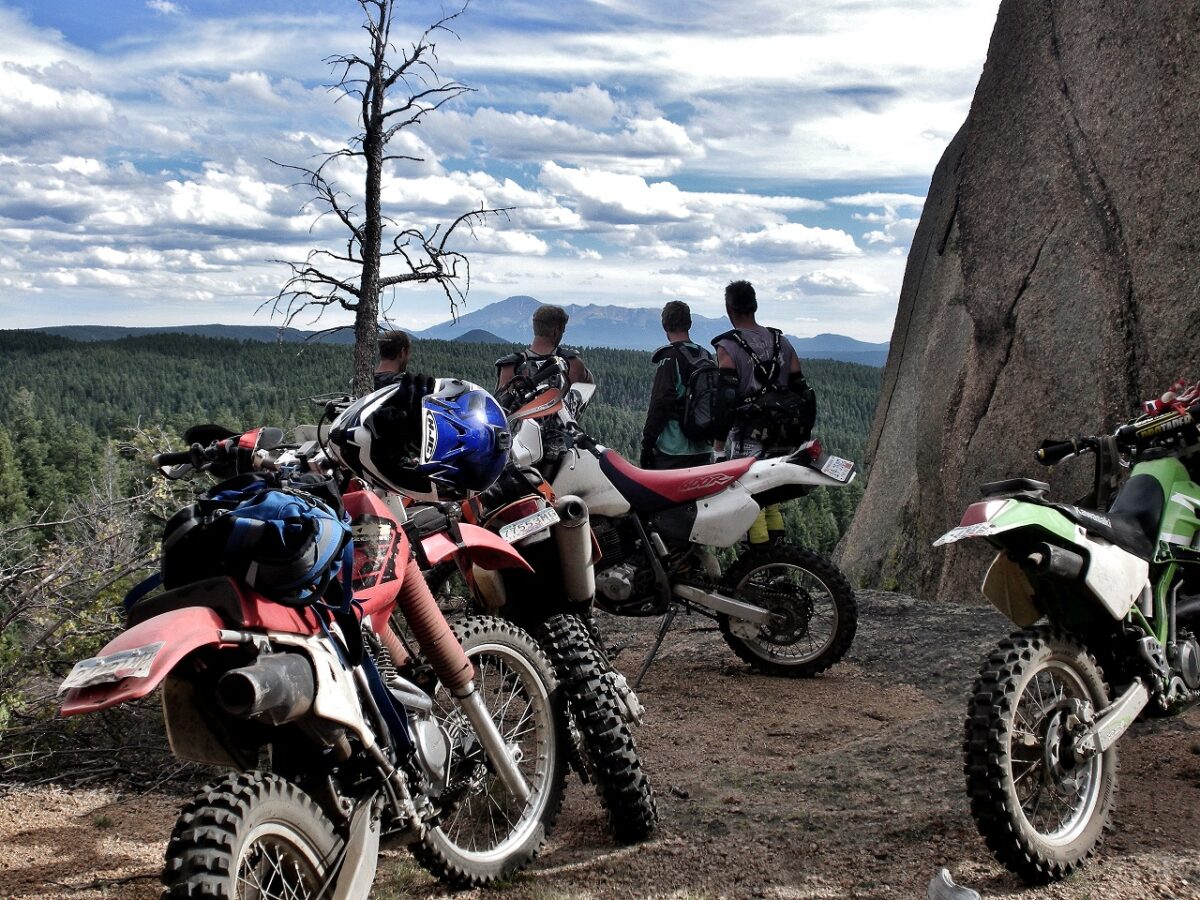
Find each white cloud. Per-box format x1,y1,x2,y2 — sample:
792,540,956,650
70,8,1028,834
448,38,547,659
538,83,617,127
790,270,890,296
831,192,925,208
727,223,860,260
540,162,691,224
147,0,182,14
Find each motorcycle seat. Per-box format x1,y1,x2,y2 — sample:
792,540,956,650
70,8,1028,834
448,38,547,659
127,576,249,628
598,451,754,514
1050,473,1164,561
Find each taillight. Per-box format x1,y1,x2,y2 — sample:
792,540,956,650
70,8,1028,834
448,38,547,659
497,497,542,523
805,439,823,461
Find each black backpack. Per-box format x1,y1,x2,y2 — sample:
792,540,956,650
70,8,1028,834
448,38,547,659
674,343,736,441
720,329,818,447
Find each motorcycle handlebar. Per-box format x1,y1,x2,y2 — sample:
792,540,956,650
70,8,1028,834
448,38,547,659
1035,438,1089,466
153,447,198,467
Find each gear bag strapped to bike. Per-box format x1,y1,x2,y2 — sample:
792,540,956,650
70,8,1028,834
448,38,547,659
156,474,354,609
718,327,818,448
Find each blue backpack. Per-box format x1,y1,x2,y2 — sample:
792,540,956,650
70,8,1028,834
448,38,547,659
155,475,353,608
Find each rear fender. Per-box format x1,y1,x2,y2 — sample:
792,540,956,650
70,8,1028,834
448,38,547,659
421,522,533,573
941,500,1148,621
60,607,228,716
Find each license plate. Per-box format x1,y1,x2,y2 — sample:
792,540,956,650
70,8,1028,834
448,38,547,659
932,523,995,547
58,642,164,693
498,507,559,543
819,454,855,483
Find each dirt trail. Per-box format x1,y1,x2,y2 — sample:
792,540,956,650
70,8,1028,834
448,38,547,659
4,591,1200,899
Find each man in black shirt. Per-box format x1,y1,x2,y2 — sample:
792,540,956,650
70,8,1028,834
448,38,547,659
640,301,714,469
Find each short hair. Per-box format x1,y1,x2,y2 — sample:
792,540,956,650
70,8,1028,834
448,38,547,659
532,304,569,338
661,300,691,333
725,280,757,315
378,329,411,360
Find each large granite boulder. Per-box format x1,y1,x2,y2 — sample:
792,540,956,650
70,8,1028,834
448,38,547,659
838,0,1200,602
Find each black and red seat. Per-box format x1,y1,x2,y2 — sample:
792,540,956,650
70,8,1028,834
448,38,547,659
598,451,753,514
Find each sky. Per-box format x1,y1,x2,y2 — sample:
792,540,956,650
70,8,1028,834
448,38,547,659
0,0,1001,342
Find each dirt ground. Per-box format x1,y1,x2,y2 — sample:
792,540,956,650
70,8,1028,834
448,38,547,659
4,591,1200,899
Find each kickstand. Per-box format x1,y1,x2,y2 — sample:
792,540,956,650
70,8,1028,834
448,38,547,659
634,605,677,689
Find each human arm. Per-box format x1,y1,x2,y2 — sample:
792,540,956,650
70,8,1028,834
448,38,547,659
495,363,516,391
567,356,593,386
640,357,678,467
713,343,737,453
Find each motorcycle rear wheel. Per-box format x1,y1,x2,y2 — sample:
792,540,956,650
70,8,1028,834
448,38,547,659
162,771,342,900
411,615,566,888
964,625,1117,883
718,545,857,677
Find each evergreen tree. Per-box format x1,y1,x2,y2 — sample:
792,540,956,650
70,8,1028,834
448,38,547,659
0,426,27,524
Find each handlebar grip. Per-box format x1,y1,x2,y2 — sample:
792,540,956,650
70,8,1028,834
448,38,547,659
153,449,195,467
1035,439,1080,466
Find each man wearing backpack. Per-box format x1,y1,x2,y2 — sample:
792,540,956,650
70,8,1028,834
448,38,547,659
640,301,716,469
713,280,817,543
495,304,593,393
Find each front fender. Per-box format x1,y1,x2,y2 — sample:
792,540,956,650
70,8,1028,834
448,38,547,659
60,607,228,716
421,522,533,572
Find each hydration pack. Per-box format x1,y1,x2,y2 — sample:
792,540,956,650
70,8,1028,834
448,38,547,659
672,343,736,442
160,474,352,608
719,328,818,448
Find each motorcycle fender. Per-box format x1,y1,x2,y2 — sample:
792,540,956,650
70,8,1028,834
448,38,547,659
161,674,246,769
422,522,534,573
691,483,761,548
60,607,228,716
981,552,1040,627
737,455,848,492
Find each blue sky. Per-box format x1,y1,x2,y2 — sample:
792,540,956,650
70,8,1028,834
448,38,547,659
0,0,1000,341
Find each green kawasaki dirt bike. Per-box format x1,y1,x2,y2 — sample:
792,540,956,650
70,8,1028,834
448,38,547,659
936,379,1200,884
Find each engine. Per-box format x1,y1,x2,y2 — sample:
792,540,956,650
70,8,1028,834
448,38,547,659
591,517,657,611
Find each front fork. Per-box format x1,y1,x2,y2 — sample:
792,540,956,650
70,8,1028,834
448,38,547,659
454,683,532,803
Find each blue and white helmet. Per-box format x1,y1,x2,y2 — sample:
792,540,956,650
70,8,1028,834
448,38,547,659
418,379,511,493
328,377,510,497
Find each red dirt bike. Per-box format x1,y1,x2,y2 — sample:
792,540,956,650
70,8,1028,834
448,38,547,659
408,461,658,844
58,425,566,897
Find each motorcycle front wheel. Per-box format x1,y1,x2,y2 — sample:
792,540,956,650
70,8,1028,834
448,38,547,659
717,545,857,677
964,625,1117,884
162,771,342,899
411,615,566,888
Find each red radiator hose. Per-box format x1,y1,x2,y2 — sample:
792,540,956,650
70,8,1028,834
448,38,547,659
394,557,474,694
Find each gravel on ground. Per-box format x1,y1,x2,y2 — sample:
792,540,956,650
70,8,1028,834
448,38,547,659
3,591,1199,899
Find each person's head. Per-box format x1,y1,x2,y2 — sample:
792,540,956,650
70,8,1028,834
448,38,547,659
661,300,692,337
725,280,758,323
377,330,411,372
531,304,569,345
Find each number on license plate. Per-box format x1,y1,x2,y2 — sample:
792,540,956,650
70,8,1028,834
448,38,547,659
819,454,855,482
498,508,560,543
58,642,164,693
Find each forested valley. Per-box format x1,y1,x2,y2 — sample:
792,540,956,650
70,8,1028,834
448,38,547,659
0,328,880,748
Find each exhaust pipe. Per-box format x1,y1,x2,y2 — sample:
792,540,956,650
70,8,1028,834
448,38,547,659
553,495,595,603
1024,542,1085,580
217,653,315,725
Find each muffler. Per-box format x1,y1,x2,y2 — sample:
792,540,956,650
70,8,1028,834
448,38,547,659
1024,542,1085,580
553,495,595,603
217,653,315,725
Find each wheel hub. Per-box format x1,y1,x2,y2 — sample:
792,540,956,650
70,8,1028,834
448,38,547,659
759,586,814,645
1042,699,1093,795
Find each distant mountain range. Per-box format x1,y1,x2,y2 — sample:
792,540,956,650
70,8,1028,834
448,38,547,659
32,295,889,366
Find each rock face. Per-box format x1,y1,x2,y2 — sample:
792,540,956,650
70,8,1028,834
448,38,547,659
838,0,1200,602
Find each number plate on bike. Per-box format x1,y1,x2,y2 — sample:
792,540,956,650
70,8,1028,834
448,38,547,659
58,641,164,693
499,507,560,543
819,454,855,482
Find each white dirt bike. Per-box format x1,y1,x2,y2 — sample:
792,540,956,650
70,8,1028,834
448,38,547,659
505,374,859,683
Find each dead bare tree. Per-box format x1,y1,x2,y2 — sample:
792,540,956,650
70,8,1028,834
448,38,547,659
267,0,508,394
